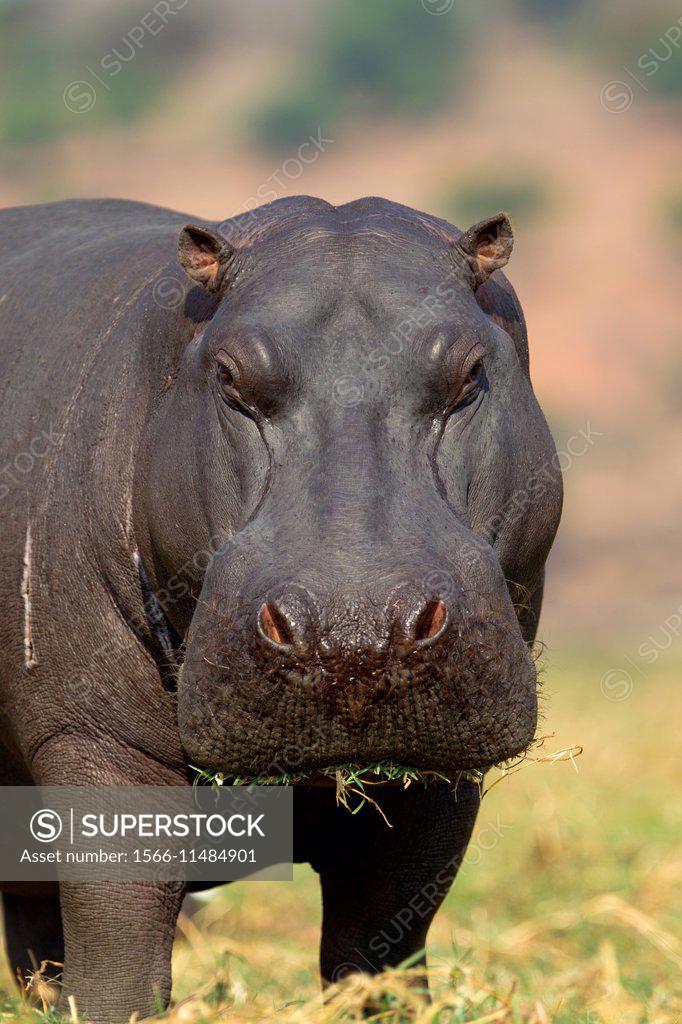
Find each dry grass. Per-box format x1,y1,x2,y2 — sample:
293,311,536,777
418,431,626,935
1,650,680,1022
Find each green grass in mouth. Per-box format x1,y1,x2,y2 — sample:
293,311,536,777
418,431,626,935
189,761,485,825
190,738,581,824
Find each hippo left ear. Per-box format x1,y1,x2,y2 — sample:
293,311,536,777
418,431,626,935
177,224,235,293
455,212,513,289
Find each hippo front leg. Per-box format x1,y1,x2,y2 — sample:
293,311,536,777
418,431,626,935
58,879,185,1024
305,782,479,990
30,737,188,1024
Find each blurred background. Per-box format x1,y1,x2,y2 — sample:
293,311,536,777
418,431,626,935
0,1,680,1020
1,0,680,646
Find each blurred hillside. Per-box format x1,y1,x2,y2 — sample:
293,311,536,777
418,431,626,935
0,0,680,645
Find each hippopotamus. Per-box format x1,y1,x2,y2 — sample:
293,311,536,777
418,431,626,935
0,195,562,1022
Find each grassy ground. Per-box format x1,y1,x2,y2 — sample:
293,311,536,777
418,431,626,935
1,649,680,1022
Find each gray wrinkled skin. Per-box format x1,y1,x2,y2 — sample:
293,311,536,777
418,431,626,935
0,196,562,1022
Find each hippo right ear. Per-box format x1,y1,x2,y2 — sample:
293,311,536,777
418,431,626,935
455,213,513,290
177,224,235,293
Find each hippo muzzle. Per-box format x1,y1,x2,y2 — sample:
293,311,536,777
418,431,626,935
177,531,538,776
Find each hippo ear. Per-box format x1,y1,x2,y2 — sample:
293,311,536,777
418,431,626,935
177,224,234,293
456,213,513,289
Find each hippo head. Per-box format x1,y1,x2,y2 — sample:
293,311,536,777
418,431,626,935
138,197,562,778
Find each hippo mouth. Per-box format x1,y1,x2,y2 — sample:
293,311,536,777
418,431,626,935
189,761,485,824
191,761,461,790
178,599,538,779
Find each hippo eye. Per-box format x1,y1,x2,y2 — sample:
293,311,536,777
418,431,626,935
217,363,235,388
215,353,240,392
215,355,249,412
448,358,484,413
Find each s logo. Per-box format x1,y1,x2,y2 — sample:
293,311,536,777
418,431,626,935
30,808,63,843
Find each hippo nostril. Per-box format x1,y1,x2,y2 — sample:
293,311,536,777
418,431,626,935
413,598,448,644
258,601,294,649
257,588,318,655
